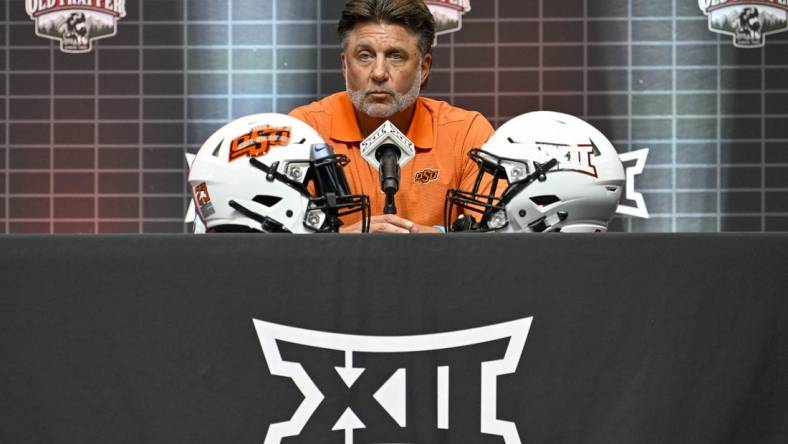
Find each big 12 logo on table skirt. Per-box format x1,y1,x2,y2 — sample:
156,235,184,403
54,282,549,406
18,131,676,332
253,317,532,444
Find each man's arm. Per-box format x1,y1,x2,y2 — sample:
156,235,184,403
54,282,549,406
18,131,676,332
457,112,496,193
446,113,497,228
288,107,311,125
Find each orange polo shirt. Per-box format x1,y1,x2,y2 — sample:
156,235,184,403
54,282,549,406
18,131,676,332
289,92,495,227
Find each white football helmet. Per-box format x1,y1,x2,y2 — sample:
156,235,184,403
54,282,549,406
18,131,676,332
445,111,625,233
188,113,369,233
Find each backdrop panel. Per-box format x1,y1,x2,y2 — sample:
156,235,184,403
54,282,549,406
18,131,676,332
2,0,788,233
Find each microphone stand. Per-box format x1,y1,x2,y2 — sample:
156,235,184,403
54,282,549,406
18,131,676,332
377,146,401,215
384,192,396,215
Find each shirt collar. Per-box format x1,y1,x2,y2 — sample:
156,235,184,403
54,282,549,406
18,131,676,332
330,92,434,150
405,98,434,150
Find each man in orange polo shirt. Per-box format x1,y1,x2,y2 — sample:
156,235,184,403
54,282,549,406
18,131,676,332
290,0,494,233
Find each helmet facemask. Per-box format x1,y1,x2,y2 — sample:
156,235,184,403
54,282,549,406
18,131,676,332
229,153,370,233
445,149,507,232
304,152,370,233
445,148,558,232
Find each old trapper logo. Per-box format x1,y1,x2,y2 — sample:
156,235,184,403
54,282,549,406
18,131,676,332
25,0,127,53
698,0,788,48
253,317,532,444
426,0,471,42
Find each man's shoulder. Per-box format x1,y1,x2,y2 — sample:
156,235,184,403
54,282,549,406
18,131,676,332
419,96,490,128
290,92,346,119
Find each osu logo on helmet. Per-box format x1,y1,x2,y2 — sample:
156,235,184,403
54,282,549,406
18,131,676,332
228,125,291,161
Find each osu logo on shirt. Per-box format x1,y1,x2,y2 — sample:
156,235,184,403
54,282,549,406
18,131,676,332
415,168,439,184
229,125,291,161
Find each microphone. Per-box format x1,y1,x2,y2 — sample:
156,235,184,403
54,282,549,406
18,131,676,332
360,121,415,214
309,143,350,231
377,146,400,196
310,143,350,197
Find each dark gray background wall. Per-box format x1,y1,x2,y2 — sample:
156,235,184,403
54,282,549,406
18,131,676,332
1,0,786,233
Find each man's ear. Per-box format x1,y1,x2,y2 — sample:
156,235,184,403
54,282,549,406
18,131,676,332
420,52,432,88
341,52,348,78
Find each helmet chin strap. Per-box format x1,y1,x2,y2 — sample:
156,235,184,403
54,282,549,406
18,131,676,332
228,200,291,233
450,214,479,232
521,210,569,233
501,157,559,205
249,158,311,198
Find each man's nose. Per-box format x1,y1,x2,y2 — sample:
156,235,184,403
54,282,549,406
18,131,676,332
370,56,388,82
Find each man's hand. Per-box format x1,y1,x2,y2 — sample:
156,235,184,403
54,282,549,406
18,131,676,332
408,222,442,234
340,214,442,234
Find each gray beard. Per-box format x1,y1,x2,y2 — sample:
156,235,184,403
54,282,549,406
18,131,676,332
346,66,422,119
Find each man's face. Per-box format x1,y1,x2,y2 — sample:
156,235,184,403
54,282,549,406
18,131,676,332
342,21,432,119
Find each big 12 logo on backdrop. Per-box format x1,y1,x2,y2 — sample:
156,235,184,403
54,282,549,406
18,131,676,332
253,317,532,444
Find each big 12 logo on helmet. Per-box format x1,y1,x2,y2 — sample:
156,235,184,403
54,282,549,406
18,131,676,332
253,317,532,444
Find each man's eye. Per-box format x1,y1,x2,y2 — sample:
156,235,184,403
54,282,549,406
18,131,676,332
358,52,373,61
389,53,403,60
